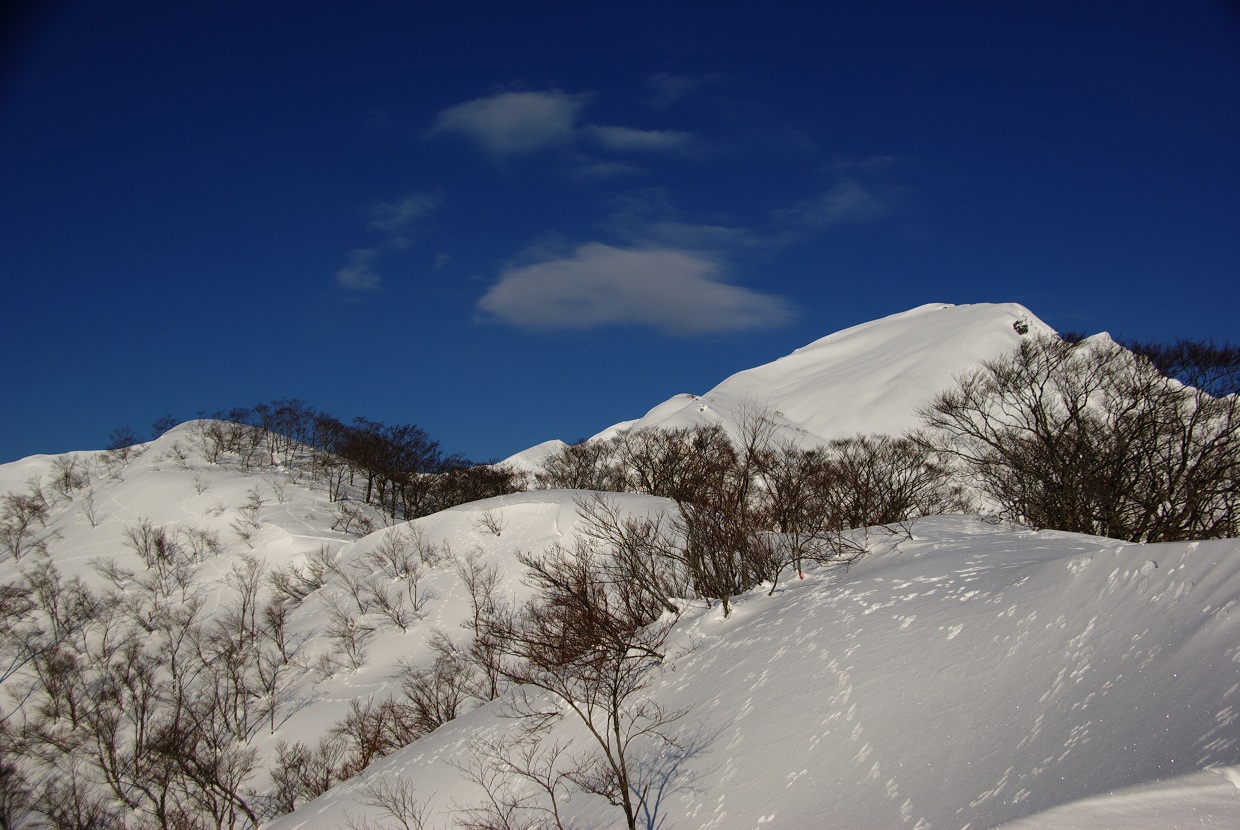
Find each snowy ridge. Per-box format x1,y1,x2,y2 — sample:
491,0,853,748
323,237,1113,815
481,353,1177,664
619,302,1056,443
504,302,1056,470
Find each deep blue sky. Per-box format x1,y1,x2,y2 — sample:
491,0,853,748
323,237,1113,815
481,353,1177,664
3,1,1238,464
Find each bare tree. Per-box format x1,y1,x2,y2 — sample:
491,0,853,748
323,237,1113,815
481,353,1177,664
48,456,90,501
479,541,687,830
392,634,476,734
1120,336,1240,398
346,777,431,830
922,334,1240,541
574,493,689,619
534,439,624,491
0,492,49,562
103,425,143,464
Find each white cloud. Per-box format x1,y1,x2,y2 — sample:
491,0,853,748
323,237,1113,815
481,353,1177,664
336,248,381,291
368,192,441,232
584,125,692,153
428,90,588,157
476,243,794,335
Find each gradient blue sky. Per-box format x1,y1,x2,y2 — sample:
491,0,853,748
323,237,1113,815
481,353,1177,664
3,1,1238,464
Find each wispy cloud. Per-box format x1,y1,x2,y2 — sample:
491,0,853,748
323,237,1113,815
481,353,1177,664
476,243,794,335
779,180,900,227
368,191,441,233
584,125,692,153
336,248,382,291
647,72,716,108
428,90,588,157
602,187,757,249
428,88,694,167
333,192,441,292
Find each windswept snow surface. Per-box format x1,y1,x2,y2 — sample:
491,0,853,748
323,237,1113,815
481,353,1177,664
269,515,1240,830
581,302,1057,449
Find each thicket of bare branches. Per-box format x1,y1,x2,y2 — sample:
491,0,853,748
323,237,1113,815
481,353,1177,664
922,334,1239,541
172,399,528,527
537,406,966,615
0,549,297,828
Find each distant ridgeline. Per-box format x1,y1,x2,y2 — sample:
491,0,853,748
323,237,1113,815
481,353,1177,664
85,319,1240,546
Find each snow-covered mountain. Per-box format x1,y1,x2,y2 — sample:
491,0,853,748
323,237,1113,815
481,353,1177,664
506,302,1057,471
2,301,1238,829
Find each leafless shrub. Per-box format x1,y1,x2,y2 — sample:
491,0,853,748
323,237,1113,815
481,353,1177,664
479,540,688,830
122,518,183,570
456,549,501,637
181,525,222,561
329,696,419,777
160,440,192,469
454,730,575,830
271,735,352,815
922,334,1240,541
324,592,373,671
80,487,100,527
366,526,418,581
49,456,90,500
333,499,377,536
102,425,143,465
363,574,418,632
1,490,50,561
347,777,432,830
474,508,505,537
392,638,475,734
265,475,289,504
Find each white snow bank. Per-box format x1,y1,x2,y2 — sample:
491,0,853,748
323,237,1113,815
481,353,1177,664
270,515,1240,829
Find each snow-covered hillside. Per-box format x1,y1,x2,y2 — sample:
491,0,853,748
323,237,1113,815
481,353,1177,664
506,302,1056,469
266,513,1240,829
3,301,1238,829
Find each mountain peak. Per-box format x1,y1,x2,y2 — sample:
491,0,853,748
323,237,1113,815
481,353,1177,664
589,301,1055,448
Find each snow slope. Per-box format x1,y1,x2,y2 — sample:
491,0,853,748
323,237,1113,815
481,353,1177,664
5,302,1238,829
267,514,1240,829
506,302,1056,468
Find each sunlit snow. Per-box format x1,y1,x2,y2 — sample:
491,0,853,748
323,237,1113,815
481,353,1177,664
3,302,1237,829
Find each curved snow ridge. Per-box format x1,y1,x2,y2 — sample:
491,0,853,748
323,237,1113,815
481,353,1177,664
996,766,1240,829
620,301,1058,444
